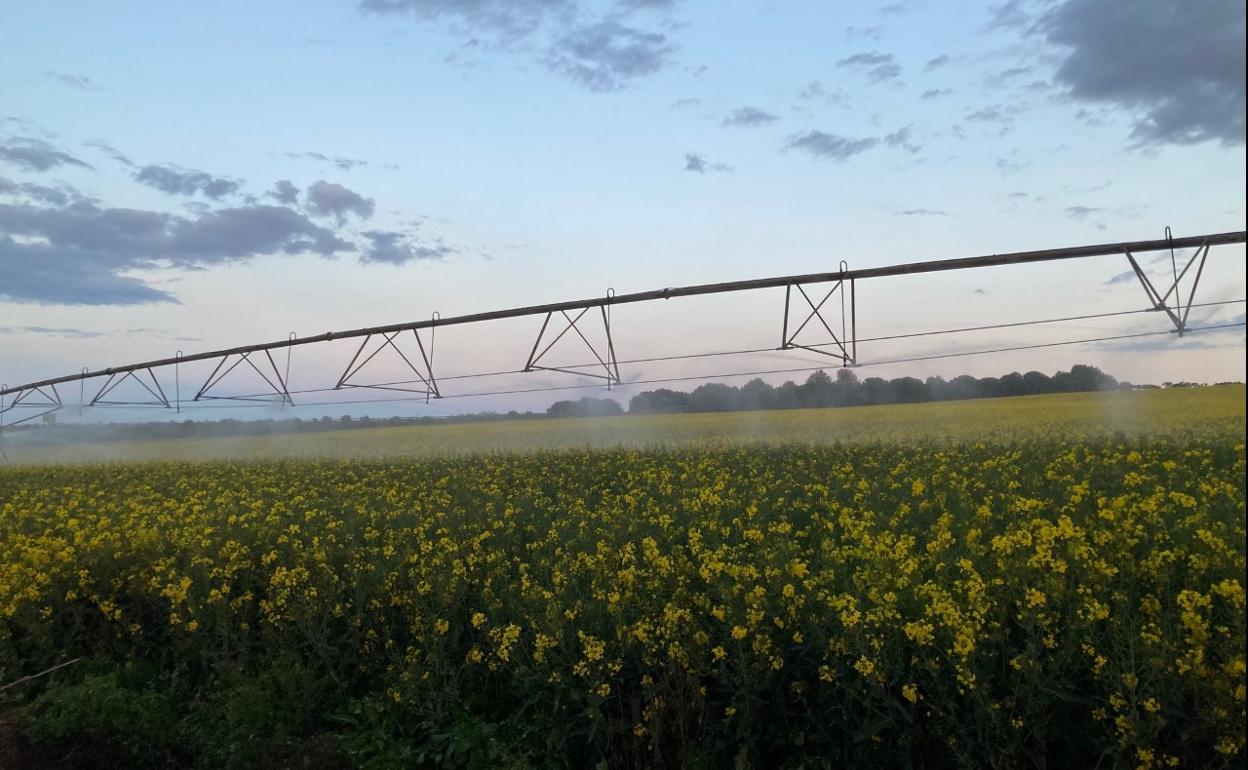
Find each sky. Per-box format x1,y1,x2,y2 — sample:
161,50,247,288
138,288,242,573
1,0,1245,420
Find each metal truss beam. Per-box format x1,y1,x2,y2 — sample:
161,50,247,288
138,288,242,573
336,328,439,400
2,230,1243,399
1124,236,1211,337
781,260,856,365
0,384,63,431
193,350,293,404
524,301,621,386
89,368,170,407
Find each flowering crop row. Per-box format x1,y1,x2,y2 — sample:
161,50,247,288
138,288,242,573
0,392,1244,768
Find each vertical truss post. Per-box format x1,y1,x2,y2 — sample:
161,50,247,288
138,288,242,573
850,276,857,365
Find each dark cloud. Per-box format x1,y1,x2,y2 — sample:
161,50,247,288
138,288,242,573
304,180,375,221
924,54,951,71
0,137,93,172
45,71,99,91
683,153,731,173
268,180,300,205
360,230,456,264
836,52,902,84
1104,270,1136,285
897,208,951,216
1041,0,1245,145
135,164,242,199
783,131,880,161
546,21,672,91
722,107,778,127
0,199,351,305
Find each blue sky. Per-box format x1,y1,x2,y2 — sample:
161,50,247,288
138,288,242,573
1,0,1245,418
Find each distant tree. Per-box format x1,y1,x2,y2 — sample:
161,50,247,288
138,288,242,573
891,376,928,403
861,377,895,405
801,370,836,408
739,378,774,411
547,397,624,418
628,388,690,413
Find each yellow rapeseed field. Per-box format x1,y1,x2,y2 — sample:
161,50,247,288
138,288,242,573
0,387,1244,769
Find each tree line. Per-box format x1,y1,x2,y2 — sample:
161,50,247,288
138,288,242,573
551,364,1143,417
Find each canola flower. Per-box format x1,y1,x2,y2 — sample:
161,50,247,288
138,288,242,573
0,390,1244,768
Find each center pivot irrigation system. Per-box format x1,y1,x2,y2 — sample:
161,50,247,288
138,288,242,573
2,229,1245,443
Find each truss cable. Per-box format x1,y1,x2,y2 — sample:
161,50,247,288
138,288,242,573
74,322,1241,412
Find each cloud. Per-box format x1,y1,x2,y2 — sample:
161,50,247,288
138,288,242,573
0,177,89,206
671,97,701,109
45,71,99,91
1064,205,1100,219
82,140,134,167
1041,0,1245,145
881,0,917,15
1104,270,1136,285
897,208,951,216
358,0,574,41
683,153,731,173
924,54,951,71
844,25,883,41
783,131,879,161
359,229,457,264
921,88,953,99
987,0,1031,30
0,199,352,305
0,137,93,172
546,21,672,91
798,81,848,106
135,164,242,199
722,106,778,127
836,52,902,83
267,180,300,205
0,325,107,338
304,180,376,221
284,151,384,171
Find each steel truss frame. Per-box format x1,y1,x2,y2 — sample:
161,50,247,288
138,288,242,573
1,230,1244,447
524,297,621,386
336,327,439,400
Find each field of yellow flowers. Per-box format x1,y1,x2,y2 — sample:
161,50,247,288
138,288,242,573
1,387,1244,769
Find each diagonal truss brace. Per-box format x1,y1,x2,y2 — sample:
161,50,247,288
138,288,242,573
524,305,621,386
335,329,440,399
781,263,857,365
1124,238,1210,337
90,368,170,407
194,350,294,404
